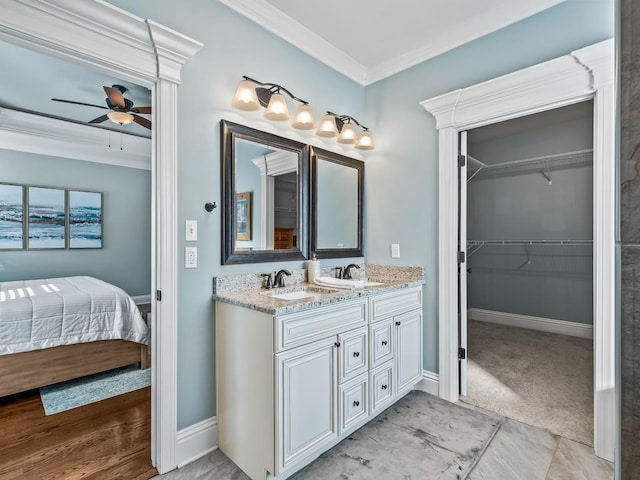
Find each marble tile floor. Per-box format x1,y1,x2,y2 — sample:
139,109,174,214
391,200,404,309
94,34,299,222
155,401,613,480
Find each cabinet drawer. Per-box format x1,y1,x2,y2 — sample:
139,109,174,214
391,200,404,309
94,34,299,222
369,287,422,323
369,361,394,415
338,327,368,384
338,373,368,435
275,300,367,352
369,318,393,369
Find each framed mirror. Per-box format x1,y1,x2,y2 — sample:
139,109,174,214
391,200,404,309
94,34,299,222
310,146,364,259
221,120,309,264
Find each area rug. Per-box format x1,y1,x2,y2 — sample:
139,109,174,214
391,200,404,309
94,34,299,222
40,365,151,415
463,320,593,446
290,390,501,480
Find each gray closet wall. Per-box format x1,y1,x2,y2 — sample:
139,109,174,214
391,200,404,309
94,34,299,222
467,105,594,324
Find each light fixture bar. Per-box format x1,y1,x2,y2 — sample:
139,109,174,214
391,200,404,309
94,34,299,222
241,76,309,106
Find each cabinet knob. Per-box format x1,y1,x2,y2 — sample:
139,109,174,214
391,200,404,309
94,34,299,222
335,341,341,348
381,384,388,390
353,351,360,358
353,400,360,407
395,321,401,326
381,340,388,346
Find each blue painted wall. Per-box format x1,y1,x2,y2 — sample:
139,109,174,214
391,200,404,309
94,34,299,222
0,149,151,296
104,0,613,429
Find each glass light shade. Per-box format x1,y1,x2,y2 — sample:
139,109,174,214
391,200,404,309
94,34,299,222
337,123,358,144
292,104,316,130
231,80,260,111
107,111,134,125
355,130,375,150
264,93,290,121
316,114,338,138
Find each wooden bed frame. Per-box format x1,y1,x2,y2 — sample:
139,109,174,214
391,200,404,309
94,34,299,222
0,340,150,398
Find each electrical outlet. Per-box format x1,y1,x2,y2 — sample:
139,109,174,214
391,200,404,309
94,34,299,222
185,247,197,268
186,220,197,241
391,244,400,258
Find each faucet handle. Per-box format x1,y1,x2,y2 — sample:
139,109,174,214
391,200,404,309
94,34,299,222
260,272,274,289
335,267,344,279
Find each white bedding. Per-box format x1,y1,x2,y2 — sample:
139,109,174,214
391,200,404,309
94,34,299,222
0,276,149,355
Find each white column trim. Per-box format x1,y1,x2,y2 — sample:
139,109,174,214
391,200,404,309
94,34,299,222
0,1,203,474
420,38,615,461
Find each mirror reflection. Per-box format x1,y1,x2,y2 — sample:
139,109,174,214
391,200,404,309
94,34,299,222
235,138,298,251
310,147,364,258
221,120,308,265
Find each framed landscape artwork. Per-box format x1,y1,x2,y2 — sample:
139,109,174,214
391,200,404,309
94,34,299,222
0,183,24,250
28,186,66,249
236,191,252,241
69,190,103,248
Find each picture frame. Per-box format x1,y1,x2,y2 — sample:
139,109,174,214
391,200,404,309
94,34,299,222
0,183,25,250
27,186,66,249
69,190,103,249
236,191,252,241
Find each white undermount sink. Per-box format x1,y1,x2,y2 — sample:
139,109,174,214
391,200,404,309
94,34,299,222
262,286,340,301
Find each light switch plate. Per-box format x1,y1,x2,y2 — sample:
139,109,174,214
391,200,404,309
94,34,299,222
391,244,400,258
186,220,197,241
185,247,197,268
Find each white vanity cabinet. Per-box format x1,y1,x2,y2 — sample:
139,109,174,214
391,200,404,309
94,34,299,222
215,285,423,480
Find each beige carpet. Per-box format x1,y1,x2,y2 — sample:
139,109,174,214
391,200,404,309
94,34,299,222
462,320,593,446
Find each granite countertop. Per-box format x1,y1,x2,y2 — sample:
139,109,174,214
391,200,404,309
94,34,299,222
213,274,425,316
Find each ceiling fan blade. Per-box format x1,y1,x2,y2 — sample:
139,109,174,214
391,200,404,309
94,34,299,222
131,106,152,114
51,98,109,109
103,86,125,108
132,114,152,129
88,114,109,124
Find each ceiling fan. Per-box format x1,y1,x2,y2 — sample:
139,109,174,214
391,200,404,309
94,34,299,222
52,85,152,129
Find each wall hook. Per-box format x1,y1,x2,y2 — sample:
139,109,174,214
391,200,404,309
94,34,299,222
204,202,217,212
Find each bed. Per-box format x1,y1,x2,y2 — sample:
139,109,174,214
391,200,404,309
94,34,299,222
0,276,150,397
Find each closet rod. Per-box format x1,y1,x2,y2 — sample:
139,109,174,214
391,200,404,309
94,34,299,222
480,148,593,171
467,240,593,246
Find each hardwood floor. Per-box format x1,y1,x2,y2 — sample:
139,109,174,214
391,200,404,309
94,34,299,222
0,386,157,480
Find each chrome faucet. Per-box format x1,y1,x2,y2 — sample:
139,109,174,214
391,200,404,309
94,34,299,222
340,264,361,279
274,269,292,288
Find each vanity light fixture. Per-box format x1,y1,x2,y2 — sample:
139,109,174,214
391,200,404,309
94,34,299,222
232,76,315,127
231,76,375,150
324,112,375,150
106,111,134,125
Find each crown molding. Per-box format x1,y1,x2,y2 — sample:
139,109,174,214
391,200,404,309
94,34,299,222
218,0,564,86
251,150,297,176
217,0,367,85
0,107,151,170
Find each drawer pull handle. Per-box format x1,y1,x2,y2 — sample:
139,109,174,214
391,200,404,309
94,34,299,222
395,321,401,326
381,384,388,390
353,400,360,407
381,340,388,346
353,351,360,358
335,341,341,348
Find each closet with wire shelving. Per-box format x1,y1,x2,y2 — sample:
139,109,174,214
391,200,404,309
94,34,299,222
462,101,595,448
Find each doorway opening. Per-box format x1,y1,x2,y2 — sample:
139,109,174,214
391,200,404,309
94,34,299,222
459,101,595,446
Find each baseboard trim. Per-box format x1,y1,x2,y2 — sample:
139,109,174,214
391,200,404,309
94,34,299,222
176,416,218,469
468,308,593,339
132,294,152,305
415,370,439,396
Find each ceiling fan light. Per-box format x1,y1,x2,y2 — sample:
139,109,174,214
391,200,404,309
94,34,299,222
264,93,290,121
355,130,375,150
292,104,316,130
231,79,260,111
107,111,134,125
337,123,358,144
316,114,338,138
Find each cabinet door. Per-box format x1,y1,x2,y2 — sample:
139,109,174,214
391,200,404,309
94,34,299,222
395,309,423,395
338,373,368,435
370,318,393,369
370,361,394,415
276,337,338,473
338,326,368,383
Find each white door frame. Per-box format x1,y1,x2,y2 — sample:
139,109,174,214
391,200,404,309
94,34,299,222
420,38,615,461
0,1,202,474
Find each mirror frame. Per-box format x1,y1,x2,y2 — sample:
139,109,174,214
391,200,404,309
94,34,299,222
221,120,309,264
310,146,364,259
